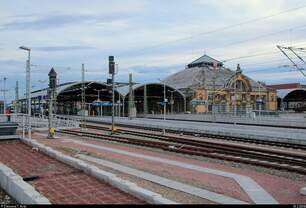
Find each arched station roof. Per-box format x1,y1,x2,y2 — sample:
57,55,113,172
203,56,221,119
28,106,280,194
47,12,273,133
277,88,306,99
117,82,186,98
57,81,108,96
19,81,114,100
20,81,186,101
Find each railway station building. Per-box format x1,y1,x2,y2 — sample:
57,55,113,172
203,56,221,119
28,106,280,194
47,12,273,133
16,55,279,116
163,55,278,114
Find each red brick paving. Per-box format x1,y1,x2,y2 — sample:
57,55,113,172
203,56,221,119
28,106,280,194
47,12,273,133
0,140,144,204
36,135,252,203
33,132,306,204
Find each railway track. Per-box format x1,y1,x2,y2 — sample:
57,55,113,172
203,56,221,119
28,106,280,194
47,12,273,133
57,126,306,175
84,120,306,151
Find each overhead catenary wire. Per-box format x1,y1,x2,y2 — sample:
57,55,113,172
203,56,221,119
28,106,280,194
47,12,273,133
221,41,306,63
115,3,306,56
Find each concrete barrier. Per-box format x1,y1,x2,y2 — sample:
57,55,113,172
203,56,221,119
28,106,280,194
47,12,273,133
20,137,177,204
0,162,51,204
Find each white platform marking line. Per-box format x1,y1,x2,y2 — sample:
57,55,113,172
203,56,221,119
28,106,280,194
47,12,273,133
62,138,277,204
77,154,247,204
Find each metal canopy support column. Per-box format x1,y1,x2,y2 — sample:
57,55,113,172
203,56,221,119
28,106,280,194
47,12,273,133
122,96,125,117
81,64,85,132
143,84,148,115
128,73,135,119
15,81,19,113
184,96,187,113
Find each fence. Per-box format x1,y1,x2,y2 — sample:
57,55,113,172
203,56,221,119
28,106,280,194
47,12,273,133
140,111,306,128
0,114,80,129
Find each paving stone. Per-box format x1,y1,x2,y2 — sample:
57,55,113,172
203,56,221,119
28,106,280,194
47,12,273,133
78,154,247,204
0,140,144,204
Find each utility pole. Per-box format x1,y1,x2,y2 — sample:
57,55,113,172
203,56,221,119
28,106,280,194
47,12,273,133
1,77,8,114
163,81,166,135
143,84,148,115
128,73,135,119
259,82,262,117
19,46,31,139
15,81,19,113
48,68,57,139
118,93,121,117
109,56,116,134
212,76,216,120
81,64,85,132
234,67,237,117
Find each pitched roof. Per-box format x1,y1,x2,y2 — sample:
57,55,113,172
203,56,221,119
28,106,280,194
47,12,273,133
187,54,223,68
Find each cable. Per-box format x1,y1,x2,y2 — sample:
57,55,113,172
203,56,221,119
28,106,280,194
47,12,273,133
216,41,306,65
116,4,306,56
205,24,306,54
222,51,280,62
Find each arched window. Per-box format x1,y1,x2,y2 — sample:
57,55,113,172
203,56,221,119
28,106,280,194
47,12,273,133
230,80,247,92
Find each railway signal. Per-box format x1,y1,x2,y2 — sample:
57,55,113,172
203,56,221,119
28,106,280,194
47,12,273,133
47,68,57,139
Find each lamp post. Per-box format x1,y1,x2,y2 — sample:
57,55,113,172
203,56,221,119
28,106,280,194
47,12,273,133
19,46,31,139
158,79,167,135
2,77,7,114
108,56,116,134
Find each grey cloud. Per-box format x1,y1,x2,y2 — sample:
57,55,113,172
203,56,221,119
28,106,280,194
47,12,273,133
33,46,96,52
121,64,183,75
0,12,133,31
0,59,25,74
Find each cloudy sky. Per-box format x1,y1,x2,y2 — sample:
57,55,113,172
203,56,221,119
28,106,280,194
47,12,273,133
1,0,306,102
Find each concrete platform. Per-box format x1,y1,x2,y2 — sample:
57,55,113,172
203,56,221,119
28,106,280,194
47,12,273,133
83,116,306,145
32,131,306,204
0,140,145,204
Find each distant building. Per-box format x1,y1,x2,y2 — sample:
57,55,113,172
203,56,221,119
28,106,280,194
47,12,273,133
266,83,306,112
164,54,277,114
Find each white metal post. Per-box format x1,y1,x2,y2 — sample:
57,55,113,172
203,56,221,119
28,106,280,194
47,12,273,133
234,74,237,117
3,77,7,115
259,83,262,117
123,96,125,117
20,46,32,139
81,64,85,131
163,81,166,135
28,51,31,139
119,94,121,117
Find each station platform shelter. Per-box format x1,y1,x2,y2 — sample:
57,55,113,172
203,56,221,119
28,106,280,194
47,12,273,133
17,81,186,117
